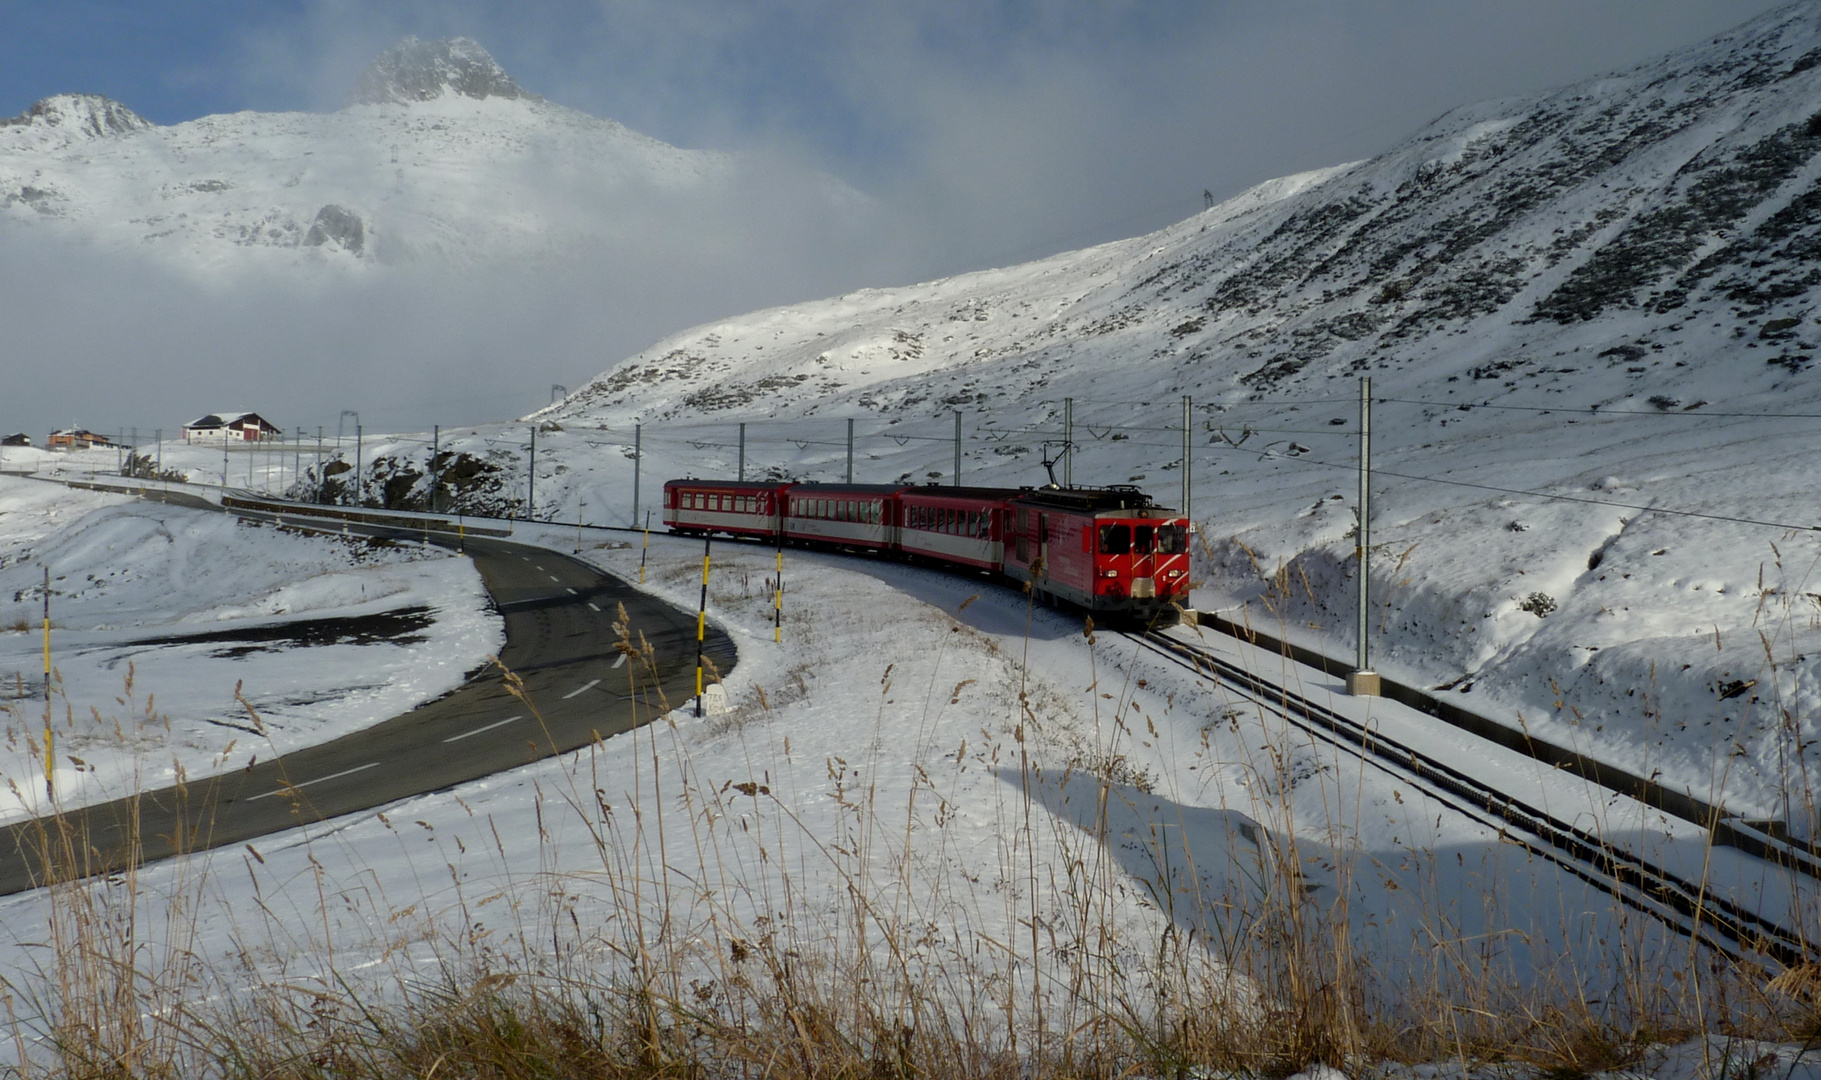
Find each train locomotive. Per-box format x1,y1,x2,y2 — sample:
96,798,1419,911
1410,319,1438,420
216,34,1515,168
661,478,1191,623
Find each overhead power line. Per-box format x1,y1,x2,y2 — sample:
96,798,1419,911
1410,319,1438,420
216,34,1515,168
1207,444,1821,534
1380,396,1821,421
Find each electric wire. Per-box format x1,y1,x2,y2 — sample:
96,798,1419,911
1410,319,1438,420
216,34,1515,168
1204,443,1821,534
1379,396,1821,420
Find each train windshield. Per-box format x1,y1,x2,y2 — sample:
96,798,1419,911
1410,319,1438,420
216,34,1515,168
1100,522,1186,555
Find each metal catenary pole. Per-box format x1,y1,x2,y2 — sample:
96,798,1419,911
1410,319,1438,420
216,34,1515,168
953,410,962,487
632,423,642,527
1063,398,1073,488
640,510,650,584
355,424,364,507
738,422,746,481
431,425,441,513
694,535,711,718
1181,395,1191,527
528,424,537,521
846,418,854,483
1348,376,1378,696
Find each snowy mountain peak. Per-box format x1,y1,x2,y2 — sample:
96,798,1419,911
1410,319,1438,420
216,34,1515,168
0,94,152,140
344,36,535,108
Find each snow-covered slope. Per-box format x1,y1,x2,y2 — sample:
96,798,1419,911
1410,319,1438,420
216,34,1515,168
0,37,854,274
519,1,1821,823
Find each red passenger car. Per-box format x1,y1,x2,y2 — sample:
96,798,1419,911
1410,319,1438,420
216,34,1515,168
662,479,789,540
897,486,1012,571
782,483,904,551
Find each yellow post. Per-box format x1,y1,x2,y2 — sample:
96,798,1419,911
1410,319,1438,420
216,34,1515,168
694,537,711,717
774,549,783,643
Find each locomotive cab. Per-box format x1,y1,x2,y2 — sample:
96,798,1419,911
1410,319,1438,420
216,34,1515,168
1003,486,1191,624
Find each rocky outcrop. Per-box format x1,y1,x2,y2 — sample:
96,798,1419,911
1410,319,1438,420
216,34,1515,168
302,205,365,255
0,94,152,139
344,37,535,107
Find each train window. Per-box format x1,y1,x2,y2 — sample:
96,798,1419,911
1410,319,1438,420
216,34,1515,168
1099,524,1131,554
1134,525,1155,554
1157,524,1187,554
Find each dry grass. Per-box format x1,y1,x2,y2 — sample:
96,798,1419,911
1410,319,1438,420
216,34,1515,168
0,573,1816,1080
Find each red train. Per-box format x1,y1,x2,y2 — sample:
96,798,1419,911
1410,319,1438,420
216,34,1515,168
661,478,1191,623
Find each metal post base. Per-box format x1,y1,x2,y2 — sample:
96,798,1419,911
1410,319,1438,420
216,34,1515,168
1346,670,1381,697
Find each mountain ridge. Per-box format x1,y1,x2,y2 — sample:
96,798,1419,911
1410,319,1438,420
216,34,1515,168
0,36,853,274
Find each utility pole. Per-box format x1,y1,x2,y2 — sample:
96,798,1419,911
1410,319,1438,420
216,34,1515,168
632,423,642,527
846,418,855,483
431,425,441,513
527,424,537,521
1181,396,1191,527
1347,377,1379,697
355,425,363,508
953,411,962,487
155,429,163,489
738,422,746,482
1063,398,1073,488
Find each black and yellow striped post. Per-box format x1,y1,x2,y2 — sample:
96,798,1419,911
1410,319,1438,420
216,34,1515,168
694,535,711,717
773,546,783,643
640,511,651,584
41,566,52,800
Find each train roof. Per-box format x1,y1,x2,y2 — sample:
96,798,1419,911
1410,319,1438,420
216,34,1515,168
1012,486,1171,514
665,478,789,490
897,485,1025,501
783,482,909,494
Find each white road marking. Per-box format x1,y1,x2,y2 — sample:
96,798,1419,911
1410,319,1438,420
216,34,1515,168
587,602,600,612
535,565,545,571
443,715,524,743
563,679,602,699
566,587,577,595
549,575,562,583
612,653,627,669
247,762,381,801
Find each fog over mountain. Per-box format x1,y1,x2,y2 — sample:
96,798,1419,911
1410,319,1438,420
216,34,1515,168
0,37,904,436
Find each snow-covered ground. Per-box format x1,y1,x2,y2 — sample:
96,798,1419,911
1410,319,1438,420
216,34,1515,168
4,511,1804,1067
0,475,501,821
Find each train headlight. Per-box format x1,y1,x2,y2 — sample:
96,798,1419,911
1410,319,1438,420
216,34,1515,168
1166,569,1184,578
1100,568,1119,578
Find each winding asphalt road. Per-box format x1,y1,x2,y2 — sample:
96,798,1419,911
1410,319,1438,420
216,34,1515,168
0,520,734,895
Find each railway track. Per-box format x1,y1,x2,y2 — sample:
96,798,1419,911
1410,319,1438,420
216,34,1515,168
1125,628,1817,969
